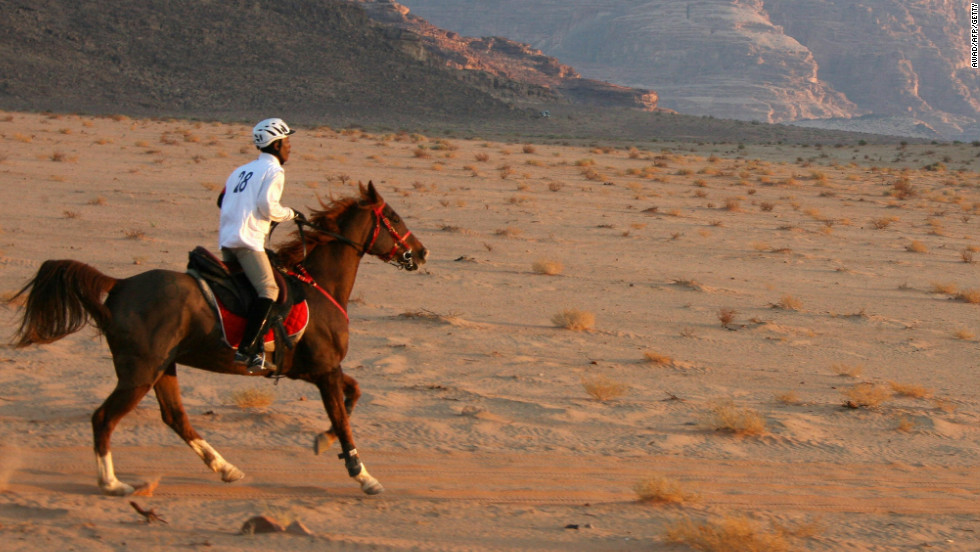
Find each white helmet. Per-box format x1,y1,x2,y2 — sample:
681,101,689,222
252,118,295,148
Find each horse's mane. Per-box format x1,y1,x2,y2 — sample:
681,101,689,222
275,194,365,267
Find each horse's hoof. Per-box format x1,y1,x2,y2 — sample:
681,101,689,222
355,469,384,495
221,465,245,483
313,431,337,456
101,481,135,496
362,481,385,495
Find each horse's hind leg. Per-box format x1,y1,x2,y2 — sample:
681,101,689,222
154,364,244,483
92,383,153,496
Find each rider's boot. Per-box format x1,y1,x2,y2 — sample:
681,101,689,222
234,297,275,372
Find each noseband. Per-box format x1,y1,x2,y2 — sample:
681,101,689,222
364,203,414,265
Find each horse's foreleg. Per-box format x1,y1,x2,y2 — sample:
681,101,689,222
92,383,153,496
314,373,361,454
153,366,244,483
316,372,383,495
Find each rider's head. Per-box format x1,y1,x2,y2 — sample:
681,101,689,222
253,118,294,164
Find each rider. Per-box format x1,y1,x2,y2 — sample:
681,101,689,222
217,118,305,370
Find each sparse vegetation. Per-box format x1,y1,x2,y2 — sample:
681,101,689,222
701,400,767,436
643,350,673,366
552,309,595,331
842,383,893,409
531,259,563,275
230,387,275,409
889,382,933,399
665,515,819,552
717,308,738,328
634,474,698,504
581,374,628,401
831,363,864,378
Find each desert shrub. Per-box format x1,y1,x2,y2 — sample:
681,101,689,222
581,374,628,401
230,387,275,409
717,308,738,327
665,515,816,552
643,350,673,366
889,382,933,399
634,475,698,504
701,400,766,436
831,363,863,378
842,383,892,409
955,289,980,304
531,259,563,275
773,295,803,311
552,309,595,331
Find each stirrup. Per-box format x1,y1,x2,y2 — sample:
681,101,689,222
234,351,273,374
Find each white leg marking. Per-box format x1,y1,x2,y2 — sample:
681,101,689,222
189,439,244,482
96,453,134,496
353,464,384,495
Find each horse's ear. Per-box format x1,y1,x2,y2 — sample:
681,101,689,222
360,180,383,206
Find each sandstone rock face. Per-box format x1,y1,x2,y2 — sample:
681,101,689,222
353,0,658,110
398,0,978,139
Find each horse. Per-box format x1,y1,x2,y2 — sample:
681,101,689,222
11,182,427,496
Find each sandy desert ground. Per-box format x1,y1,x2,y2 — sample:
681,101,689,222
0,111,978,551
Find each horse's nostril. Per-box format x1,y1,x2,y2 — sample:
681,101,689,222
420,248,429,262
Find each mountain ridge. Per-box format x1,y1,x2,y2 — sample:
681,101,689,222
398,0,980,141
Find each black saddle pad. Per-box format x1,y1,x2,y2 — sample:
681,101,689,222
187,246,300,316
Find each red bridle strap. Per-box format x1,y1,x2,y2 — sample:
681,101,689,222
366,202,413,262
290,265,348,322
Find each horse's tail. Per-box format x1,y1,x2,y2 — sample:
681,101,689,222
11,260,117,348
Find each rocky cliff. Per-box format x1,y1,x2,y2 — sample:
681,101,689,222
398,0,979,140
351,0,658,111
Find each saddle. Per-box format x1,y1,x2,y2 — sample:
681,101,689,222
187,247,309,369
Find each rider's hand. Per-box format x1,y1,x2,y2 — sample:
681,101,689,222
292,210,307,223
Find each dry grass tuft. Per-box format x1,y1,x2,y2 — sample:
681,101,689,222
552,309,595,331
952,327,976,340
643,350,673,367
717,308,738,328
842,383,893,409
531,259,564,275
930,282,958,295
905,240,928,253
494,226,522,238
871,216,898,229
955,289,980,304
634,474,698,504
889,382,933,399
581,374,628,401
774,391,801,405
230,387,275,409
831,363,863,378
398,309,463,326
772,295,803,311
665,515,817,552
701,400,767,436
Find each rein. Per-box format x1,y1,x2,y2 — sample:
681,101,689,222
289,264,348,322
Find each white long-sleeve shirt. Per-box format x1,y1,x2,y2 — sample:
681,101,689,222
219,153,296,251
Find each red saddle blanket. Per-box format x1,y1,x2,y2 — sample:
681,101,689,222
216,299,310,349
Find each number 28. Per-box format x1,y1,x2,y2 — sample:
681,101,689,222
233,171,254,193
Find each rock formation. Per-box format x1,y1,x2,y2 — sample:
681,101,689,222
352,0,658,110
398,0,979,139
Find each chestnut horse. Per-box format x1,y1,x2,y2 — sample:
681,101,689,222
12,182,427,496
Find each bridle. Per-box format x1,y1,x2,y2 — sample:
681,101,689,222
363,203,415,266
292,201,416,269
